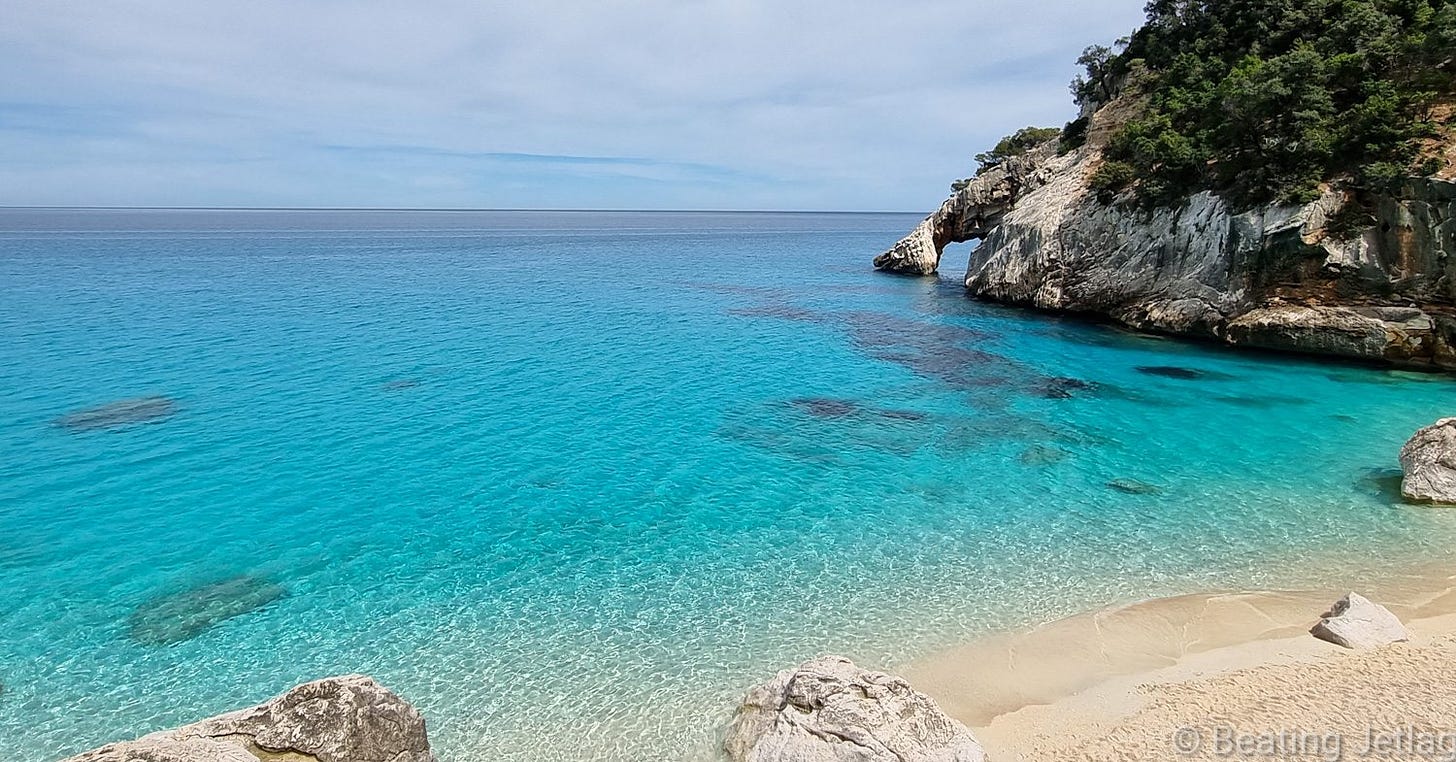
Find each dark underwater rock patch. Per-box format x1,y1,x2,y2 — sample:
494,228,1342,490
791,398,862,419
789,397,933,424
689,282,790,297
1355,468,1406,503
842,311,1028,395
1106,477,1163,495
0,542,47,571
727,304,828,323
1134,365,1235,381
1019,444,1069,466
127,575,287,646
1211,394,1310,408
1035,377,1099,399
53,396,177,432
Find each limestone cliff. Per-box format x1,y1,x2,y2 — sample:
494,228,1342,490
876,107,1456,369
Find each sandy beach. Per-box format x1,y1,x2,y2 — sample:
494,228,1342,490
903,564,1456,761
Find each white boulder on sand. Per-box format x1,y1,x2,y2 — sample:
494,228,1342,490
1310,592,1409,649
1400,417,1456,504
724,655,984,762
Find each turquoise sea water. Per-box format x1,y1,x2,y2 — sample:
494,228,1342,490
3,209,1456,761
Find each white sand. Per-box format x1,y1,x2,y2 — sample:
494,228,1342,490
902,566,1456,760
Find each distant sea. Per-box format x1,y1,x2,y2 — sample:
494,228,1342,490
3,209,1455,761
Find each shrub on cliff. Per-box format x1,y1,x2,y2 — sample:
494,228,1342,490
975,126,1061,174
1082,0,1455,208
953,126,1061,192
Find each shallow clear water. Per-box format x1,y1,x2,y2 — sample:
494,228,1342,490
2,209,1455,761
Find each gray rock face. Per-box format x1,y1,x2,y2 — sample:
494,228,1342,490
874,146,1059,275
61,675,435,762
724,655,984,762
875,109,1456,369
1310,592,1409,649
1400,418,1456,504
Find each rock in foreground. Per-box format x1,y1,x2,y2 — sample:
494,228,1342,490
725,655,983,762
1310,592,1408,649
61,674,434,762
1399,418,1456,504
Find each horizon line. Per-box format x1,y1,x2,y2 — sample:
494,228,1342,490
0,205,924,215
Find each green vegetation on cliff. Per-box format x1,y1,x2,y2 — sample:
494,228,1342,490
953,126,1062,191
1082,0,1455,208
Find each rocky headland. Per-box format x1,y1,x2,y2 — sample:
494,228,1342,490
877,111,1456,368
876,2,1456,370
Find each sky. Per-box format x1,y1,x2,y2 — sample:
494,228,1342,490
0,1,1148,211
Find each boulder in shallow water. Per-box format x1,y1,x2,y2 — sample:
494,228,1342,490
724,655,984,762
1310,592,1408,649
1399,418,1456,504
54,396,178,432
127,575,286,645
62,674,435,762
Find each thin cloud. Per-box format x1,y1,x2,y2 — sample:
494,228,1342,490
0,0,1148,209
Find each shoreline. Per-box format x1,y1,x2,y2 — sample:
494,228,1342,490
899,561,1456,760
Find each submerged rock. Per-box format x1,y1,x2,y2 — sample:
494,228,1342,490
1310,592,1408,649
724,655,984,762
61,674,435,762
53,396,177,432
1399,418,1456,504
791,398,862,419
728,304,828,323
1106,477,1163,495
127,575,287,646
1211,393,1310,408
840,311,1029,397
877,408,928,421
1019,444,1069,466
1135,365,1217,378
1036,376,1098,399
1356,468,1407,502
